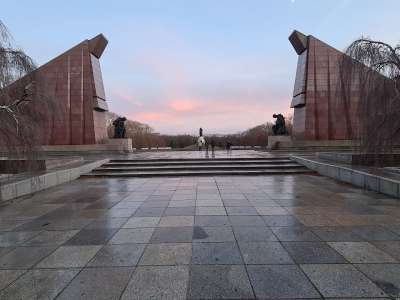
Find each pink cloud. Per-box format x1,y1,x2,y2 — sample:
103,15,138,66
106,41,294,134
169,99,199,112
134,112,167,122
124,95,292,134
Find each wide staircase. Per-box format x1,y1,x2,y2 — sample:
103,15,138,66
82,157,314,177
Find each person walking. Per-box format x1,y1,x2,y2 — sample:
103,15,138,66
197,135,205,151
210,139,216,158
226,141,232,156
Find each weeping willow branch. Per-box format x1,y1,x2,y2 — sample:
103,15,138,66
338,37,400,165
0,20,61,176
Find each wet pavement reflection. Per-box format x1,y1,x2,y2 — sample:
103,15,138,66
0,174,400,299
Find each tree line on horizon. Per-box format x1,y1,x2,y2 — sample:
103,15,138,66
106,112,293,149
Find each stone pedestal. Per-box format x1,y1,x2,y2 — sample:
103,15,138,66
105,138,133,153
267,136,292,150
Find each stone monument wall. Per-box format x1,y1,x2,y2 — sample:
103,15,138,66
3,34,109,145
289,30,360,140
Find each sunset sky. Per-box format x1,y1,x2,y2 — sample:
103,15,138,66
3,0,400,134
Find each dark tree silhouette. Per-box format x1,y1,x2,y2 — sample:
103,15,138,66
0,20,59,175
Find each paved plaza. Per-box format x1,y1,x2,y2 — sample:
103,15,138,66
1,172,400,299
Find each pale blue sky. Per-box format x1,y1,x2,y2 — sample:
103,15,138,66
2,0,400,134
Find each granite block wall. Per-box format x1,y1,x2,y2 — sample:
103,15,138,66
289,30,360,141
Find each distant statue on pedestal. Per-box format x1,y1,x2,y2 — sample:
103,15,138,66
272,114,288,135
113,117,127,138
199,127,203,137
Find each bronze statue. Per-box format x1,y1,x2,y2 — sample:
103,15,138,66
272,114,288,135
113,117,127,138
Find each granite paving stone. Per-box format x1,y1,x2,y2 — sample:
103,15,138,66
0,231,41,247
262,215,303,227
0,219,27,231
384,224,400,235
105,208,137,218
228,215,265,226
220,193,246,200
272,226,321,241
194,215,230,227
188,265,254,299
158,216,194,227
295,214,340,226
57,267,133,300
0,269,79,299
121,266,189,300
36,245,102,268
372,241,400,261
40,218,92,231
225,206,258,215
0,246,56,269
110,201,141,209
85,217,128,229
349,226,400,241
248,199,279,207
222,199,251,206
282,241,347,263
109,228,155,244
0,247,14,258
301,264,387,298
163,207,195,216
141,201,169,208
196,199,224,207
247,264,321,299
193,226,235,242
122,217,160,228
192,242,243,264
85,201,119,210
195,206,227,216
22,230,79,246
134,207,166,217
239,242,294,264
355,263,400,297
63,228,117,245
328,241,397,263
233,226,278,242
256,206,290,215
196,195,221,201
0,269,26,290
311,226,366,241
78,209,108,219
150,227,193,243
139,243,192,265
168,200,196,207
88,244,146,267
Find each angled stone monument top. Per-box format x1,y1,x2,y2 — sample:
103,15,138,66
289,30,361,141
3,34,110,145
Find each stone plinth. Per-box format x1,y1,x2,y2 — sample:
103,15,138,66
267,136,292,150
318,152,400,166
105,139,133,153
41,138,133,154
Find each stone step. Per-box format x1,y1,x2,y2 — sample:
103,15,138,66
108,157,290,163
82,157,314,178
82,167,313,177
94,163,305,172
103,159,294,167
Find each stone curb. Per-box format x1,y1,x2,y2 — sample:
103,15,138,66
291,155,400,198
0,159,109,203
